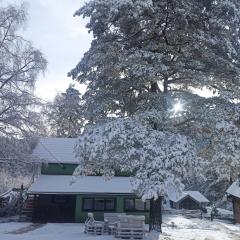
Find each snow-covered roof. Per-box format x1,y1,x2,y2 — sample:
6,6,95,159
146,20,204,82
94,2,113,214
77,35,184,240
169,191,209,203
32,137,79,164
226,181,240,199
0,189,12,198
28,175,134,195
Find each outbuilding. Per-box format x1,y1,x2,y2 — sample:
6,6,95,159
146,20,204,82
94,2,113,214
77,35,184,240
226,180,240,224
169,191,210,210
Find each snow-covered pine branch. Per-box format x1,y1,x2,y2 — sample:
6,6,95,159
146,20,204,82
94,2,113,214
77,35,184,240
44,85,84,137
74,115,201,199
70,0,240,200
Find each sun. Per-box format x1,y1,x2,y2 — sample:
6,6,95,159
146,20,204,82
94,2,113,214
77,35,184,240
173,102,183,114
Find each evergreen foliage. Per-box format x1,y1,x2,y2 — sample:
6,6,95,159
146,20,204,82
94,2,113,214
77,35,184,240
70,0,240,199
45,85,84,137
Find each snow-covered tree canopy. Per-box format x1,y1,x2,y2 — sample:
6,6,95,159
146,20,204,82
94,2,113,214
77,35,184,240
0,3,46,160
74,116,200,199
70,0,240,199
45,85,84,137
70,0,240,119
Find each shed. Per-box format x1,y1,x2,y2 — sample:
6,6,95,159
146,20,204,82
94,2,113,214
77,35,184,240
169,191,210,210
226,180,240,224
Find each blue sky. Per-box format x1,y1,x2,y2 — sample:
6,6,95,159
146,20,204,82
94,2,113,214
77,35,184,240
4,0,92,100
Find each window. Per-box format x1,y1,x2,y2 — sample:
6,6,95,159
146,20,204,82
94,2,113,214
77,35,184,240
125,199,134,211
83,198,93,210
135,199,145,210
82,197,116,211
124,198,150,211
94,199,105,211
105,198,115,210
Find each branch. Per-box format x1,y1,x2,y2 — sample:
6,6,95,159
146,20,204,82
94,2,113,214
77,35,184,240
173,117,195,127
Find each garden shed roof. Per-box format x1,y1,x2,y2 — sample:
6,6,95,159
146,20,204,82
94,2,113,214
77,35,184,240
226,181,240,199
169,191,209,203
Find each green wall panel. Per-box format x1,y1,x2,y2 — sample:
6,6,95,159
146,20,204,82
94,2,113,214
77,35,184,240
74,194,149,223
41,163,78,175
41,163,133,176
75,195,82,222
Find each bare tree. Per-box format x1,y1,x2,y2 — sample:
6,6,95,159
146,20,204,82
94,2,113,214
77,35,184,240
0,3,47,172
0,3,47,137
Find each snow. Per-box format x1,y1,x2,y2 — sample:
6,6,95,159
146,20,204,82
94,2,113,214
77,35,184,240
32,137,79,164
0,223,112,240
28,175,133,194
168,191,209,203
226,181,240,199
75,117,199,200
161,214,240,240
0,214,239,240
46,85,84,138
0,222,30,235
0,190,12,198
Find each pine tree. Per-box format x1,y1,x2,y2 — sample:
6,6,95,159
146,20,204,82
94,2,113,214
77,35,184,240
45,85,84,137
70,0,240,202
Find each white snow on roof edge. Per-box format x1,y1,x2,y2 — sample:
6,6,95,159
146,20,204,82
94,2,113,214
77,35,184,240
226,181,240,199
28,175,134,195
168,191,209,203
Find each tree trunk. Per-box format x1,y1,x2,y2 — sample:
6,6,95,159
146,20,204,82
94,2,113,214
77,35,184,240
149,197,162,232
150,82,159,93
163,78,168,93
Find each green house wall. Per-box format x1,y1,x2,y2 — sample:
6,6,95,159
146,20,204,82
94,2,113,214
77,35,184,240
41,163,78,175
74,194,149,223
41,163,132,176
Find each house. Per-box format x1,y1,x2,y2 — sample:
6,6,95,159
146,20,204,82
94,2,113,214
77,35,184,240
168,191,210,210
27,138,152,223
226,180,240,224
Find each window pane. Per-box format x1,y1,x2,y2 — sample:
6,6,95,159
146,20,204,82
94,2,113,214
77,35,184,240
125,199,134,210
94,199,104,211
83,198,93,210
145,200,150,210
105,199,115,210
135,199,145,211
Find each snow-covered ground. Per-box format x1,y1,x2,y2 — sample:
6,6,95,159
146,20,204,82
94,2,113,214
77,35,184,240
0,214,239,240
160,214,240,240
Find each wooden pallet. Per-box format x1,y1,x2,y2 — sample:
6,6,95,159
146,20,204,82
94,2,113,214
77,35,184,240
116,228,145,239
115,215,146,239
84,221,105,235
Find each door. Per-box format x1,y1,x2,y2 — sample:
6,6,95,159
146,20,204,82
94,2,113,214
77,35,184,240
33,194,76,222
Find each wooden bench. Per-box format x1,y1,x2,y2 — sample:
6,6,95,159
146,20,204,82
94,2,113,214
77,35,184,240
115,215,146,239
104,213,126,235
